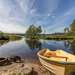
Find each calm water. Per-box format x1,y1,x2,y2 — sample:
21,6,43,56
0,38,75,62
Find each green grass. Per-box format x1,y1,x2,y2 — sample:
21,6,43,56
26,35,75,40
8,35,22,41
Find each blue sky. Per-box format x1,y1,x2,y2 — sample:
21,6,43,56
0,0,75,33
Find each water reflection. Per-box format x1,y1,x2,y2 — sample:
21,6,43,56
64,40,75,55
64,40,71,48
0,38,75,57
25,39,42,51
0,40,9,46
70,40,75,55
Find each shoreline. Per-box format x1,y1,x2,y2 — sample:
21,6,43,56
0,60,50,75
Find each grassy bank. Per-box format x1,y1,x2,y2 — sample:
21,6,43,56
8,35,22,41
45,35,75,40
26,34,75,40
0,34,22,41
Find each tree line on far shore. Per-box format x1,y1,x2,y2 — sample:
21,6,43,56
0,19,75,40
25,20,75,39
64,20,75,34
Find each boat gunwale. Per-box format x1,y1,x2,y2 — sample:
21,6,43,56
37,49,75,65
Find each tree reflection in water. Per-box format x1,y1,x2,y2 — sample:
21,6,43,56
70,40,75,55
64,40,71,48
25,39,42,51
64,40,75,55
0,40,9,47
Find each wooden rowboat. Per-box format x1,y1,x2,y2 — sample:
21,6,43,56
37,49,75,75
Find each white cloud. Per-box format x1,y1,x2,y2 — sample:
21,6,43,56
47,0,60,13
30,8,37,16
0,22,27,33
46,6,75,33
63,7,75,17
0,0,29,33
0,0,10,17
16,0,35,14
0,0,74,33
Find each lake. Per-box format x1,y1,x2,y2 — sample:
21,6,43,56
0,38,75,62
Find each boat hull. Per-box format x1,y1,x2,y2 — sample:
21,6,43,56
39,57,75,75
37,49,75,75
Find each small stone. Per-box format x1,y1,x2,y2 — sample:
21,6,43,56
21,64,24,67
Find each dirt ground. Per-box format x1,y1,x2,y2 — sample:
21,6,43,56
0,61,51,75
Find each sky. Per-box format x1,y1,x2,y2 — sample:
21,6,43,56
0,0,75,33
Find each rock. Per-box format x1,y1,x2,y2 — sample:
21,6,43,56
0,57,11,66
21,64,24,67
0,56,22,66
8,56,22,63
0,58,5,61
